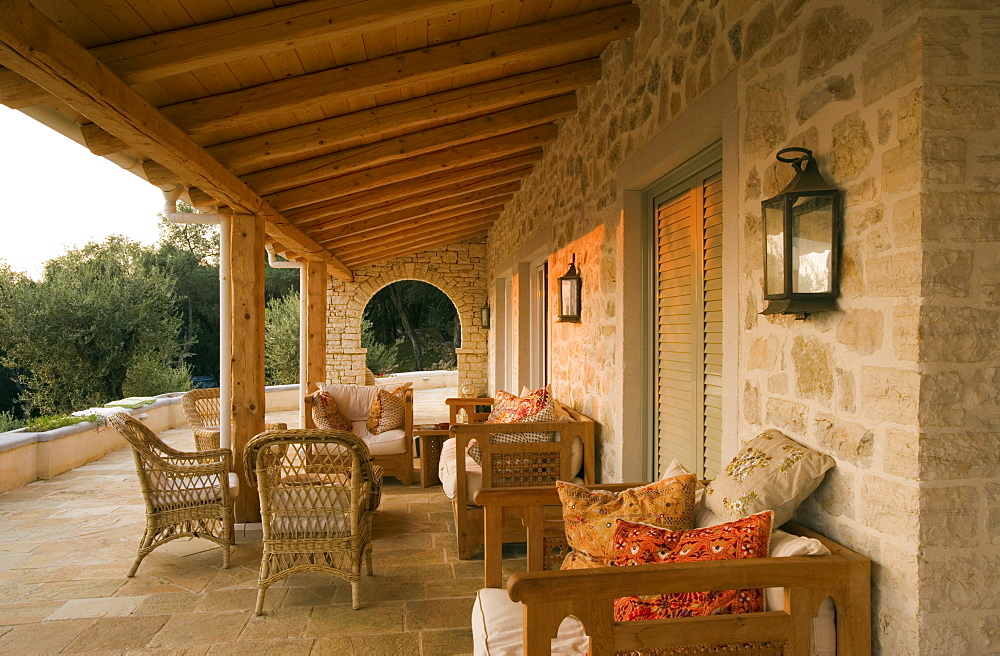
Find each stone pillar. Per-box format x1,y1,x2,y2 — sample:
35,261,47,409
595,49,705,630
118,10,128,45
300,261,327,428
229,213,265,523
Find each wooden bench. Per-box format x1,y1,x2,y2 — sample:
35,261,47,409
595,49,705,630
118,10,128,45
442,397,595,559
474,484,871,656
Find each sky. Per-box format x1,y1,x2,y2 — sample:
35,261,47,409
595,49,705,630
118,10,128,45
0,105,165,278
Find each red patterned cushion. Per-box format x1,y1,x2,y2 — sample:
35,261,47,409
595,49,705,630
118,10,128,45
612,511,773,621
312,391,352,432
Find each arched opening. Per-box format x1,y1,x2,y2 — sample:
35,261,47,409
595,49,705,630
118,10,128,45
361,280,461,375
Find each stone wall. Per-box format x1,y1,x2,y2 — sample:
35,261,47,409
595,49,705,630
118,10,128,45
484,0,998,651
325,239,488,395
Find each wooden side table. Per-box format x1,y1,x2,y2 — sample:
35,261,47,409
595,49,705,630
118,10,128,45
413,427,449,487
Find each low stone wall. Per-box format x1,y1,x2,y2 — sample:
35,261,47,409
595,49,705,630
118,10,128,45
0,385,303,494
378,370,458,390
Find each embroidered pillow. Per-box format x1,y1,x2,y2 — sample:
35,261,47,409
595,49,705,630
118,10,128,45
365,386,407,435
467,386,559,464
557,474,696,569
485,389,522,423
311,391,353,432
612,511,773,621
705,429,835,526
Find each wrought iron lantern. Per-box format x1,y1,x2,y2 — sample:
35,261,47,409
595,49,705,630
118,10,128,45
557,254,582,323
480,301,490,329
761,147,842,315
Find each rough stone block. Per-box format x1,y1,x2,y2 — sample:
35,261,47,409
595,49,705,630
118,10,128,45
836,367,857,414
748,335,781,370
797,74,855,124
860,474,919,541
925,137,967,185
892,303,920,362
860,366,919,423
890,194,921,248
791,336,833,402
923,192,1000,242
743,382,761,425
882,425,920,479
925,16,971,78
809,464,856,519
925,84,1000,131
744,75,788,158
813,412,874,467
831,111,873,181
765,397,809,434
919,306,1000,364
798,7,872,84
836,308,884,355
862,26,921,105
882,138,920,194
865,251,920,297
920,429,1000,480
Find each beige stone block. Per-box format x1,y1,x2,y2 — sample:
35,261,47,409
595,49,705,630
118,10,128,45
744,382,761,425
882,138,920,194
926,136,967,185
923,192,1000,242
836,367,857,414
744,75,788,158
831,111,874,182
809,465,855,519
882,426,920,479
919,549,1000,615
920,429,1000,480
767,373,787,394
765,397,809,434
985,483,1000,547
859,474,919,541
836,308,884,355
791,336,833,402
813,413,874,467
924,248,973,298
921,485,980,548
865,251,920,297
919,306,1000,364
862,26,921,105
748,335,781,370
890,194,921,248
797,6,872,84
860,366,919,423
926,83,1000,132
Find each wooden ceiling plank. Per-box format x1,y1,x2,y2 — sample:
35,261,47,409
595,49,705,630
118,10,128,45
0,0,352,281
158,3,638,136
207,94,574,196
291,165,533,229
334,211,498,257
317,185,519,244
262,123,558,212
0,0,500,109
340,223,494,268
201,59,600,174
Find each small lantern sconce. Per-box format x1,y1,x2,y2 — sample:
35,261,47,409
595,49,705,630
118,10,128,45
480,301,491,329
557,254,582,323
761,147,842,316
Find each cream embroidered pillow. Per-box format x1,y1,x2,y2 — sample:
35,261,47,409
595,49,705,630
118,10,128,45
705,429,834,527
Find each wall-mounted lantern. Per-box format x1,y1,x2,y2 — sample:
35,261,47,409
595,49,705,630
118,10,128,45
761,147,842,315
480,301,490,329
557,254,582,323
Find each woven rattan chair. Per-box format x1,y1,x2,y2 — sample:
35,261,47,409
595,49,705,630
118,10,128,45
183,387,287,449
244,428,382,614
107,412,235,577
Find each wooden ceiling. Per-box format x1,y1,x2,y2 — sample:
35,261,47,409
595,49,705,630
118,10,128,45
0,0,639,279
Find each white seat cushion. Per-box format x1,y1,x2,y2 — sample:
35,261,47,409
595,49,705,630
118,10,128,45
318,384,380,421
149,471,238,510
439,437,585,506
352,421,407,456
472,588,589,656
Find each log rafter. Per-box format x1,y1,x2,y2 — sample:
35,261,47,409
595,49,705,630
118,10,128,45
0,0,353,281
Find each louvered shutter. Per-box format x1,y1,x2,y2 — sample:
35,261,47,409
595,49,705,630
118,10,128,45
653,164,723,479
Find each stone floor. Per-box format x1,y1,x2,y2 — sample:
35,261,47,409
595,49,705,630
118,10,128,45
0,389,508,655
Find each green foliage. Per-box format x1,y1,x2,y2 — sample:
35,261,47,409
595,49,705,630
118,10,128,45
0,411,23,433
363,281,459,372
264,290,300,385
22,413,102,433
0,237,190,415
361,319,401,376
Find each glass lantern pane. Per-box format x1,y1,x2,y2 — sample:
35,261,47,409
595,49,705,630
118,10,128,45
791,194,833,293
763,201,785,295
560,279,577,316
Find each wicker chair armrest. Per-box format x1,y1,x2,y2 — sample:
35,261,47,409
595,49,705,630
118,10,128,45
157,456,231,477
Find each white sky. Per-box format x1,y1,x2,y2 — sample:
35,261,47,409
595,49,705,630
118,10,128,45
0,105,165,278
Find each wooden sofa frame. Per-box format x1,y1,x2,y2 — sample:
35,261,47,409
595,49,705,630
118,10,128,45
475,484,871,656
445,397,595,559
307,386,414,486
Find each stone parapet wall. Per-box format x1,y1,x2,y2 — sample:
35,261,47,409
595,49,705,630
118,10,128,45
325,240,489,395
483,0,998,651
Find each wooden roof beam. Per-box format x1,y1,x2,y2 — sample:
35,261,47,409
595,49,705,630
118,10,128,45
313,183,520,245
284,151,543,224
0,0,499,109
291,166,533,230
0,0,353,282
339,224,495,268
260,124,559,212
335,213,498,260
156,3,639,136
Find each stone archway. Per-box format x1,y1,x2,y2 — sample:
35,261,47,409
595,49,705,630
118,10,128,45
323,241,488,395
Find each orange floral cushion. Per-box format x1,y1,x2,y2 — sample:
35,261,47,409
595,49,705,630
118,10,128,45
468,386,559,464
312,391,352,432
611,511,773,621
557,474,697,569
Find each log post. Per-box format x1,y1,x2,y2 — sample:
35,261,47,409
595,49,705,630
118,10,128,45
300,260,328,429
229,213,266,522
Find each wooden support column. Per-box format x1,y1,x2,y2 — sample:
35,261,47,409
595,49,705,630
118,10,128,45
229,213,266,522
301,260,328,429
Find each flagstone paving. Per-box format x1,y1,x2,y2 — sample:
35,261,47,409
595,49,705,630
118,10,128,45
0,389,513,655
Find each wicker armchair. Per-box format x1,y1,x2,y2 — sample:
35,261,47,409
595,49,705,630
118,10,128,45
107,412,236,577
244,428,382,614
182,387,287,449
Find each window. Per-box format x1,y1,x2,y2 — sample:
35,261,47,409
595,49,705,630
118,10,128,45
528,258,548,389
